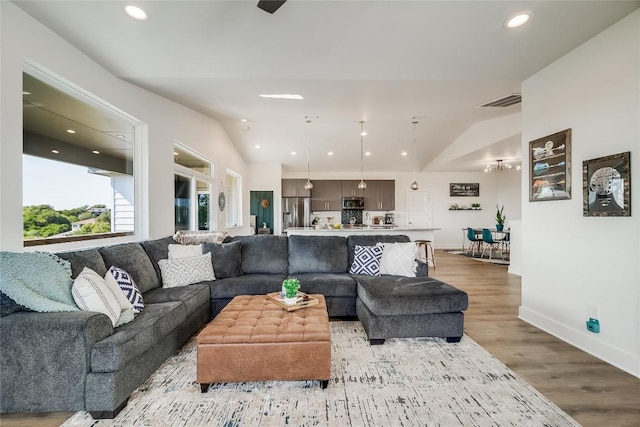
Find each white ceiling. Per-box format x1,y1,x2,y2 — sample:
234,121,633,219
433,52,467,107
15,0,639,173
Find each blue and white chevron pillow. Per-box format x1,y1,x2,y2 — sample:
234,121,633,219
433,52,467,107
105,266,144,313
349,245,384,276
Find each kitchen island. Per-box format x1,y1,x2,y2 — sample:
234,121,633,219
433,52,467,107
284,226,441,246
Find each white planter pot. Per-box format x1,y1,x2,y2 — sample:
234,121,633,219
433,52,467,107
284,296,298,305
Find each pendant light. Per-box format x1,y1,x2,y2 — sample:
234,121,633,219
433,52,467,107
357,120,367,190
410,119,419,191
303,119,313,190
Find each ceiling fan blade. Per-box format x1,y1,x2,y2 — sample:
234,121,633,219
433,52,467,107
257,0,287,14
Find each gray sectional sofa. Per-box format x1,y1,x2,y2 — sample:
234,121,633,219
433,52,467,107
0,234,468,419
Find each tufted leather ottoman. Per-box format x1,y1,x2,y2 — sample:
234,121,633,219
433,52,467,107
197,294,331,391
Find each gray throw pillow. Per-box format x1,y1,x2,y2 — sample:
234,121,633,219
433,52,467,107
202,241,242,279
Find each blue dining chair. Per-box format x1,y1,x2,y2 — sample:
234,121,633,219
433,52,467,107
481,228,500,260
466,228,483,256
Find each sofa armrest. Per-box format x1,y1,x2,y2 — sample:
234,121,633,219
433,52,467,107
0,311,113,412
416,259,429,277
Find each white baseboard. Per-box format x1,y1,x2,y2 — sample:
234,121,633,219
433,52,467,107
518,306,639,378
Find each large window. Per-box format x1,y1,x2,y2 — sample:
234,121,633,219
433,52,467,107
174,144,215,232
225,169,242,228
22,68,140,246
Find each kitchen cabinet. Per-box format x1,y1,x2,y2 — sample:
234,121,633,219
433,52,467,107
341,180,365,197
282,179,311,197
364,180,395,211
311,180,342,211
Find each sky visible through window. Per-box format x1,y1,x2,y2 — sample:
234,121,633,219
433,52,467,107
23,155,114,211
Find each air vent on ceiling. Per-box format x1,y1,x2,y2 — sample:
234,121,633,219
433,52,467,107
479,94,522,108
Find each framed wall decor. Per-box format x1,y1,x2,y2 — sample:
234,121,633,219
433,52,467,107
450,183,480,197
529,128,571,202
583,151,631,217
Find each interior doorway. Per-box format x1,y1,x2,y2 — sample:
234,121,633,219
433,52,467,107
250,191,273,234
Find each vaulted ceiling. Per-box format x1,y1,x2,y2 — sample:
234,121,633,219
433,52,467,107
15,0,639,173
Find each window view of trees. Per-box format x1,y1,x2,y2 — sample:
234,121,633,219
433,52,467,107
23,204,111,240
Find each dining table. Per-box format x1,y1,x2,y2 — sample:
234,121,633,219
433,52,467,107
460,227,510,252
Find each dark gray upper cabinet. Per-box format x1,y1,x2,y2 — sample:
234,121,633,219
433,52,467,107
364,180,395,211
341,180,365,198
310,180,342,211
282,179,311,197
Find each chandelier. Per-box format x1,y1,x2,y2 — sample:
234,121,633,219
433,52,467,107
484,159,520,173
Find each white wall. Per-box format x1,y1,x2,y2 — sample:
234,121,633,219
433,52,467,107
281,169,521,249
520,10,640,377
0,2,246,251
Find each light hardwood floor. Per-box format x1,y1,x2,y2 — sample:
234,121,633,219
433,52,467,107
2,250,639,426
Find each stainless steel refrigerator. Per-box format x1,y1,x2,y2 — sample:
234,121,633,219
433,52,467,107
282,197,310,229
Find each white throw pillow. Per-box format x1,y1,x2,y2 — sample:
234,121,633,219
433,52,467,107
378,242,418,277
72,267,122,326
168,244,203,259
158,253,215,288
104,266,143,313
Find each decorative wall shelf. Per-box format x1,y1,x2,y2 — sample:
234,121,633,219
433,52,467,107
449,208,482,211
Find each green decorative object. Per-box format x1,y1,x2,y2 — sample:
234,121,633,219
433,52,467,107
496,205,506,231
282,278,301,298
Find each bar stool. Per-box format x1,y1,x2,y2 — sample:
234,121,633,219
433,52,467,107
415,240,436,269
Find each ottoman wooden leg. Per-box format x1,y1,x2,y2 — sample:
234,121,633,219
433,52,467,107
369,338,385,345
320,380,329,389
446,336,462,343
200,383,210,393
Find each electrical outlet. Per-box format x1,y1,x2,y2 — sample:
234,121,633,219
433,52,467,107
586,318,600,333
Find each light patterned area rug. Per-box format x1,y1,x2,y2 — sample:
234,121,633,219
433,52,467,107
64,322,579,427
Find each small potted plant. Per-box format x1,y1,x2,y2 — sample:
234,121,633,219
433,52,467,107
495,205,506,231
281,278,301,305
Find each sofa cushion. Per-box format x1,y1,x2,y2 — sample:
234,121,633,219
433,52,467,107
90,301,186,372
140,236,175,285
346,235,410,267
143,283,210,316
158,253,216,288
379,242,417,277
288,235,348,274
57,248,107,279
289,273,356,297
202,241,242,279
105,266,145,313
349,245,384,276
231,235,288,274
209,274,286,299
356,276,468,316
99,243,160,293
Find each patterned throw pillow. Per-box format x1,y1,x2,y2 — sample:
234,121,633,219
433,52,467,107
72,267,122,327
379,242,418,277
158,253,216,288
349,245,384,276
105,266,144,313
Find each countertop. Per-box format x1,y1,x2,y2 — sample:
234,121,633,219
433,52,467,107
285,226,441,233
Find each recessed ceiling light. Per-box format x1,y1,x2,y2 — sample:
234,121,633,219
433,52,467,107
505,11,533,29
22,91,31,95
66,129,76,134
92,150,100,154
291,151,297,156
401,151,408,156
51,149,59,154
174,152,179,156
516,165,521,170
116,134,125,138
240,119,248,122
125,5,149,21
255,145,261,149
259,94,304,100
328,151,334,156
365,151,371,156
360,131,367,136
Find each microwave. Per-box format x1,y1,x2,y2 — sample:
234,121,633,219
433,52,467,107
342,197,365,210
